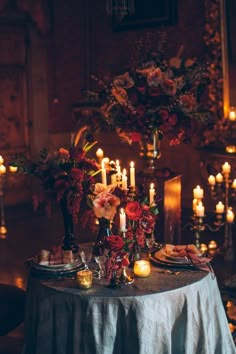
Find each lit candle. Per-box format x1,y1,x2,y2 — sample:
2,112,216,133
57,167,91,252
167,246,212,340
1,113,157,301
9,165,18,173
200,243,208,253
232,179,236,189
149,183,155,205
101,159,107,186
133,260,151,278
227,209,234,223
122,168,128,190
215,173,223,183
119,208,126,232
229,109,236,121
76,270,93,289
0,155,4,165
222,162,231,174
96,148,104,164
193,185,204,199
0,165,6,175
208,175,215,186
208,240,217,250
195,201,205,217
192,198,198,213
130,161,135,188
216,201,225,214
116,160,121,174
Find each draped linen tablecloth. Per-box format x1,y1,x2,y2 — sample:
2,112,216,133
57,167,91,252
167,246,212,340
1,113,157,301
22,266,236,354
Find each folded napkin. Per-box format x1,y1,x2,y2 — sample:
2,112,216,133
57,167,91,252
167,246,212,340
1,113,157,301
164,244,214,273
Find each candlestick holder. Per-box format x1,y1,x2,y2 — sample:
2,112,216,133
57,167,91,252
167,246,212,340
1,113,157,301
208,167,235,259
183,214,224,250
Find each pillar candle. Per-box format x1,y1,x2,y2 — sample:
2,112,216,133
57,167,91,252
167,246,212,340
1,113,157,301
229,109,236,121
101,160,107,186
0,165,6,175
222,162,231,174
0,156,4,165
216,201,224,214
193,185,204,199
227,209,234,223
119,208,126,231
215,173,223,183
195,201,205,217
116,160,121,174
149,183,155,205
232,179,236,189
208,175,215,186
192,198,198,213
122,168,128,190
9,165,18,173
130,161,135,188
96,148,104,165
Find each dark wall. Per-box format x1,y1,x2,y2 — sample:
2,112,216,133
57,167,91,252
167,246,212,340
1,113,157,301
48,0,206,133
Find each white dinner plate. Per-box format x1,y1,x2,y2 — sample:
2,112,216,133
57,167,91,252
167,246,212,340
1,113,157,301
153,248,191,265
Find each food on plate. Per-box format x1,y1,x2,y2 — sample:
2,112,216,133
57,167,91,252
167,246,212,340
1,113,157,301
37,246,75,265
164,244,201,258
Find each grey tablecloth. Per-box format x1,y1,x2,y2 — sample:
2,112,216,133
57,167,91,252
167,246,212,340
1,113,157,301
22,267,236,354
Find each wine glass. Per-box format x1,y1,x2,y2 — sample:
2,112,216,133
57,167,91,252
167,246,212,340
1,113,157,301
145,233,156,254
79,250,92,270
94,255,107,279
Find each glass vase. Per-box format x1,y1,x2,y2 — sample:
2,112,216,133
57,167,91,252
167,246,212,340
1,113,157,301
139,129,161,174
60,198,79,253
93,217,112,257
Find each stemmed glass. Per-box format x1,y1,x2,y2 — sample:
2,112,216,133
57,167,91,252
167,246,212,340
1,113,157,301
94,255,107,279
79,250,92,270
145,233,156,253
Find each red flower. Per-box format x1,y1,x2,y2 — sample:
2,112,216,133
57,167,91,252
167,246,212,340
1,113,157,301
135,227,146,247
70,167,84,180
139,212,156,234
125,201,143,221
104,235,124,252
69,147,86,161
130,132,142,142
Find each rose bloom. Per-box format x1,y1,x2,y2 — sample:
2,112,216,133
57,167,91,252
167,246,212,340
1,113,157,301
160,78,177,96
69,147,85,161
93,192,120,220
125,201,143,221
130,132,142,143
104,235,124,252
139,212,156,234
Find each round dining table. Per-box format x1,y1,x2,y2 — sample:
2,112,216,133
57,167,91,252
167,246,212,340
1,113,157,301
22,260,236,354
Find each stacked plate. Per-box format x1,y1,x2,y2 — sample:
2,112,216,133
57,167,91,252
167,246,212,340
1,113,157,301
30,257,85,278
150,248,193,267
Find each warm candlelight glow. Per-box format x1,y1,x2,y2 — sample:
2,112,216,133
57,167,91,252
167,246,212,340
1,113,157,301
216,201,225,214
208,175,215,186
119,208,126,231
193,185,204,199
227,209,234,223
208,240,217,250
77,270,93,289
0,165,6,175
101,159,107,186
0,155,4,165
200,243,208,253
96,148,104,158
229,108,236,121
192,198,198,213
122,168,128,190
130,161,135,188
133,260,151,277
116,160,121,174
232,179,236,189
222,162,231,174
9,165,18,173
195,201,205,217
149,183,155,205
215,173,223,183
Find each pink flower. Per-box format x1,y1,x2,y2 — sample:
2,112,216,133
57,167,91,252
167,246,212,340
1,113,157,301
93,192,120,220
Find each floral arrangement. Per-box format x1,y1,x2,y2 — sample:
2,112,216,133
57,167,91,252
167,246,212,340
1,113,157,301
11,127,100,223
92,35,211,147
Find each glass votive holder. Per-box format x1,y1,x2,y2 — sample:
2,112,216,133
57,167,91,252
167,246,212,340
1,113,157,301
208,240,217,250
200,243,208,253
77,269,93,289
133,260,151,278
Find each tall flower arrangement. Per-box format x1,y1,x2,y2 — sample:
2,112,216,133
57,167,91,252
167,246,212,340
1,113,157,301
92,34,211,148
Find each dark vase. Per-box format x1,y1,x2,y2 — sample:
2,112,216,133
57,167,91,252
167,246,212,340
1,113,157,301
60,199,79,253
93,217,112,256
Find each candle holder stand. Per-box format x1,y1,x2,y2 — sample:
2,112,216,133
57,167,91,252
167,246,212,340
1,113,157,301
183,214,224,250
208,170,235,260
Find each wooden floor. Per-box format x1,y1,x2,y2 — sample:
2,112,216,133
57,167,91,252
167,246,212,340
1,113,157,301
0,203,235,353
